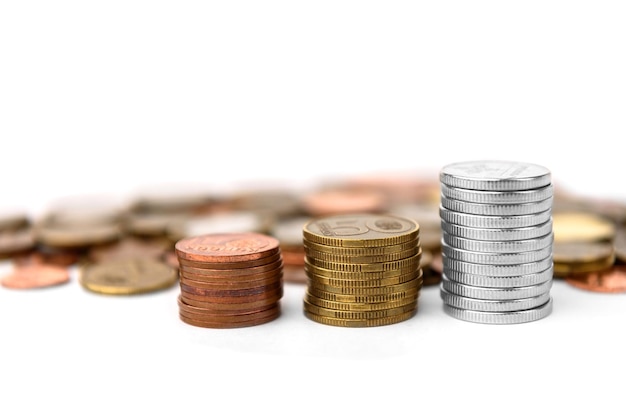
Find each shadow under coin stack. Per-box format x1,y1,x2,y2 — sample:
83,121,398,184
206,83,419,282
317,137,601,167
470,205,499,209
302,213,422,327
175,232,283,328
438,161,554,324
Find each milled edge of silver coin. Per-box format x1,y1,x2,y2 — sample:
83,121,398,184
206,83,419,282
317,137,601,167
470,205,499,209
439,207,552,229
443,255,553,277
440,219,553,241
439,161,552,191
440,183,554,204
441,242,553,265
442,231,553,253
442,297,553,324
440,276,553,300
440,195,554,216
442,267,554,288
440,287,551,312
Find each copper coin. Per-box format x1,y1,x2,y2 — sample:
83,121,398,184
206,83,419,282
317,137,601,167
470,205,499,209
176,251,282,270
179,304,280,323
280,249,305,267
13,247,82,267
163,251,180,269
565,265,626,293
1,264,70,289
87,237,169,263
179,281,281,298
179,261,283,279
178,296,278,316
180,292,283,311
179,307,280,328
180,286,283,303
175,232,280,263
179,266,283,284
179,273,282,290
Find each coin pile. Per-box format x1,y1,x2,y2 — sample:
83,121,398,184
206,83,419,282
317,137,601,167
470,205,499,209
302,213,422,327
439,160,555,324
175,232,283,328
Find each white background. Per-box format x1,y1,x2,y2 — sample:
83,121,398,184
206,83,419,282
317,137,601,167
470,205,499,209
1,1,626,417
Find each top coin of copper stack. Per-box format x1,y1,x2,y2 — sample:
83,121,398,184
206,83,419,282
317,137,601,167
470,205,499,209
174,232,283,328
302,213,422,327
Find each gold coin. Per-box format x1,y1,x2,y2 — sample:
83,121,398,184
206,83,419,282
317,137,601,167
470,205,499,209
309,275,422,295
304,261,419,280
79,258,178,295
552,212,615,243
34,219,121,248
303,309,416,327
302,213,419,248
303,299,417,320
304,292,418,311
303,238,419,256
307,285,419,303
304,247,419,264
305,251,421,273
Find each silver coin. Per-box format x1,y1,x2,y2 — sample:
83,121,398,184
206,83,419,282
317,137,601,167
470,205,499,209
443,297,553,324
440,183,554,205
439,207,552,229
443,255,553,276
441,242,553,265
440,160,551,191
440,287,551,312
442,232,553,253
441,276,553,300
440,195,553,216
440,219,553,241
443,266,553,288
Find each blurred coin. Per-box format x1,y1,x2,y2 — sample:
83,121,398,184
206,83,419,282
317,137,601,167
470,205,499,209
87,236,170,263
129,182,215,213
564,265,626,293
300,189,388,216
0,226,35,258
614,226,626,263
34,218,121,249
167,211,270,243
388,203,441,251
123,211,188,238
79,258,178,295
1,264,70,289
0,207,31,230
552,212,615,243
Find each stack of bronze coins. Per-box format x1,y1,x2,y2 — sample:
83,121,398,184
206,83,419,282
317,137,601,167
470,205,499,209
439,160,555,324
174,232,283,328
302,213,422,327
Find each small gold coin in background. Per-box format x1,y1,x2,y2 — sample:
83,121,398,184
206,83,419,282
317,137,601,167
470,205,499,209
79,258,178,295
552,212,616,243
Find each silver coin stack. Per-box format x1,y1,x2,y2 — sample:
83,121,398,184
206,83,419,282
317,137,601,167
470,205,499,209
438,160,554,324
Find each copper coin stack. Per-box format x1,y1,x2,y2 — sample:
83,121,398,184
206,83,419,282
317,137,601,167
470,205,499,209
302,213,422,327
174,232,283,328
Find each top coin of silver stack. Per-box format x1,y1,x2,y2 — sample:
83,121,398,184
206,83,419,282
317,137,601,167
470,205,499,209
438,160,554,324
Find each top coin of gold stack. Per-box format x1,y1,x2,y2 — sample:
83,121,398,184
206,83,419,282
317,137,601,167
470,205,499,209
174,232,283,328
302,213,422,327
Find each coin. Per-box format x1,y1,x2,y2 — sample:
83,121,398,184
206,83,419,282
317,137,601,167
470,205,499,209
303,239,420,256
79,258,178,295
179,307,280,328
303,298,417,320
440,287,551,312
175,232,280,263
177,252,282,271
34,218,122,248
441,276,552,300
305,251,420,273
167,211,271,243
564,265,626,293
440,219,553,241
87,237,169,263
306,286,419,304
179,262,283,280
308,275,422,295
442,298,553,324
552,212,615,243
441,242,552,265
440,195,554,216
0,226,36,257
442,268,554,288
180,292,283,310
0,207,31,230
442,232,553,253
614,226,626,263
443,255,553,277
303,309,416,327
440,183,554,204
439,206,551,229
1,264,70,289
440,160,551,191
303,213,419,248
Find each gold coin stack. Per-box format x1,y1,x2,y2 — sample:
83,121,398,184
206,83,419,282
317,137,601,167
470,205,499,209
302,213,422,327
175,232,284,328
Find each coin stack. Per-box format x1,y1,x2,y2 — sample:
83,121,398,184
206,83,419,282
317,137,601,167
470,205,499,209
439,161,555,324
175,232,283,328
302,213,422,327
